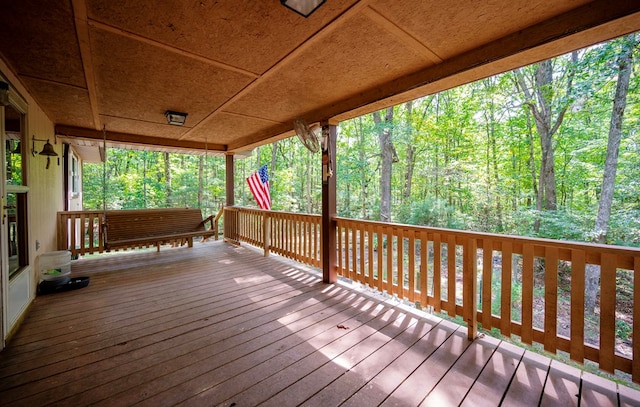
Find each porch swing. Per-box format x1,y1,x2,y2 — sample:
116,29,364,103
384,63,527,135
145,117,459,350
99,128,219,253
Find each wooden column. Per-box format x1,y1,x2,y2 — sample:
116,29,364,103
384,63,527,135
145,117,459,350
321,122,337,283
225,153,234,206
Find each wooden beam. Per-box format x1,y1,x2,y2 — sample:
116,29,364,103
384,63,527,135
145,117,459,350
72,0,101,130
321,122,337,284
225,153,235,206
55,125,226,152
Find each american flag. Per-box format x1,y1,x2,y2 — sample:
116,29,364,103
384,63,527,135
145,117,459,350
247,164,271,210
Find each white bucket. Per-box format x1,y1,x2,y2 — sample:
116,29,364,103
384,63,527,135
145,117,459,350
39,250,71,281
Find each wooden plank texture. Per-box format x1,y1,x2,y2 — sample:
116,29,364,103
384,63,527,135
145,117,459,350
0,240,637,407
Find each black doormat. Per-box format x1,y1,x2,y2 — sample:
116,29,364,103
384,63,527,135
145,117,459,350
38,276,90,295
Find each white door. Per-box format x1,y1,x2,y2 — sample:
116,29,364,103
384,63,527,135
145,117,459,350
1,97,29,347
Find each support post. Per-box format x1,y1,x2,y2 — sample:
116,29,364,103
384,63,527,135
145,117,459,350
224,153,239,244
225,153,235,206
463,237,478,340
321,122,337,283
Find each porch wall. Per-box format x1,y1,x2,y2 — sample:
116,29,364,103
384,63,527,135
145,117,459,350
1,58,64,339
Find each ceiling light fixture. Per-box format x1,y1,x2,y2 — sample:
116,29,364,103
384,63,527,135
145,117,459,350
165,110,188,126
280,0,326,17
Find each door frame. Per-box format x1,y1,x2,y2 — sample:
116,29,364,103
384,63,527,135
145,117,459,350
0,81,28,349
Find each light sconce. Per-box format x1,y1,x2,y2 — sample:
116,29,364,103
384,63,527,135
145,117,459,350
32,136,59,169
280,0,326,17
0,81,9,106
164,110,188,126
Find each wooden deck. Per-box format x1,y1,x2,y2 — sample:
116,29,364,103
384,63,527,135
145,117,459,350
1,241,639,406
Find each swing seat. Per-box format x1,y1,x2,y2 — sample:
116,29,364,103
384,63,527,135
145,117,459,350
104,208,217,252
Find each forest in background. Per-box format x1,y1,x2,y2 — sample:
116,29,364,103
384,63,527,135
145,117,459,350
83,33,639,248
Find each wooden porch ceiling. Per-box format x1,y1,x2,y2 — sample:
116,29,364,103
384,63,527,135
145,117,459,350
1,241,639,406
0,1,639,154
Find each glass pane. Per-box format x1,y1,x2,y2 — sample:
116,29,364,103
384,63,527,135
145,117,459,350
7,192,19,277
4,105,24,186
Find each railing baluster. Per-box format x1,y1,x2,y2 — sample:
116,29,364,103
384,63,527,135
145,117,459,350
419,230,428,309
634,256,640,383
482,238,493,331
398,228,405,299
263,212,270,257
367,223,375,289
522,243,534,345
570,249,586,363
447,234,456,317
463,237,478,340
544,246,558,353
337,222,343,275
351,223,357,281
345,222,351,279
408,230,416,303
386,226,393,295
501,241,512,336
360,225,366,284
376,226,383,292
433,233,442,312
600,252,617,373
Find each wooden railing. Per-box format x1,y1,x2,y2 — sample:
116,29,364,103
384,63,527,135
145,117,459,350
225,207,640,383
57,210,105,256
335,216,640,383
57,207,224,257
223,207,321,268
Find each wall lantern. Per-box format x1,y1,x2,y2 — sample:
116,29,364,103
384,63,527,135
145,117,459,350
164,110,188,126
32,136,59,169
0,81,9,106
280,0,326,17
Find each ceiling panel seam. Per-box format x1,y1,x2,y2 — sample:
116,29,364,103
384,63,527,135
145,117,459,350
362,6,443,64
178,0,372,143
86,19,260,79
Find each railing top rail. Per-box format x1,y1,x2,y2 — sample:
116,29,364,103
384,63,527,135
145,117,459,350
227,206,321,219
57,210,105,216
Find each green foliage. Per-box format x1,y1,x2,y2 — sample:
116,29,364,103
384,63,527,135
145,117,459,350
83,149,226,214
616,319,632,342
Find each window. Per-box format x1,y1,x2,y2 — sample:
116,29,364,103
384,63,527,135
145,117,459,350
7,192,27,278
4,104,28,279
71,155,79,194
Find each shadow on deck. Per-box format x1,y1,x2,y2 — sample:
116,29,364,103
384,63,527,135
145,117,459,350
1,241,639,406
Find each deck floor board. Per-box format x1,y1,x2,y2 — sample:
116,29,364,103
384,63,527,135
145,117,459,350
0,241,638,406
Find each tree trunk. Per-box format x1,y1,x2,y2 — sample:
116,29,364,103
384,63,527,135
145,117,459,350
198,155,204,208
270,142,277,175
373,107,395,222
164,152,172,207
403,101,415,202
585,36,635,315
358,117,368,219
142,152,148,208
514,54,576,220
306,150,312,213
